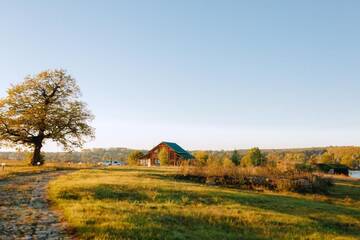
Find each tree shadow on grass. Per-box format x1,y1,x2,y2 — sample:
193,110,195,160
219,191,360,237
153,187,360,236
143,172,178,179
57,184,149,202
59,183,216,204
75,211,265,240
328,180,360,201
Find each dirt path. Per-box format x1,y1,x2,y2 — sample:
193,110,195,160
0,171,72,240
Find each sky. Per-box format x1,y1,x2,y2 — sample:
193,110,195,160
0,0,360,151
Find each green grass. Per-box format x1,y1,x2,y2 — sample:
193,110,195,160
48,167,360,240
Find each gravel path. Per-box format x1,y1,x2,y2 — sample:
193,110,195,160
0,171,72,240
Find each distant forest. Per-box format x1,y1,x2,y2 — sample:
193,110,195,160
1,146,359,169
0,148,138,163
0,147,324,162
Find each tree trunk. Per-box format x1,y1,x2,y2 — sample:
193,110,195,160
31,143,43,166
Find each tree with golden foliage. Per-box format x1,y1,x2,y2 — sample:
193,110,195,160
223,156,235,168
319,152,335,164
158,148,169,166
194,151,209,166
127,150,144,166
241,147,267,167
0,70,94,165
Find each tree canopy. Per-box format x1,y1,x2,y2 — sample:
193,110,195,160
127,150,144,165
194,151,209,166
230,150,241,165
158,148,169,166
0,69,94,165
241,147,267,167
319,152,335,164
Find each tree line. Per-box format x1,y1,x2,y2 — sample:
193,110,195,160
125,146,360,169
1,146,359,169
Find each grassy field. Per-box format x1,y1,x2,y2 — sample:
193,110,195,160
0,160,93,180
48,167,360,240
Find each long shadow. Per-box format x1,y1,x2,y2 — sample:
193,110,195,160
329,180,360,201
0,169,73,182
57,184,150,202
75,212,266,240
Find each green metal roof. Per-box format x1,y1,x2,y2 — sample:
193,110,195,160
162,141,194,159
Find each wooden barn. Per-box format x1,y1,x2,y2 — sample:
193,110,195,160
140,141,194,166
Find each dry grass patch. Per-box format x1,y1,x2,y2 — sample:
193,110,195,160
0,160,95,180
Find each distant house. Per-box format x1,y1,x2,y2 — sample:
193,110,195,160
140,141,194,166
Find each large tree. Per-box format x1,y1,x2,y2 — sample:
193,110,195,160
0,69,94,165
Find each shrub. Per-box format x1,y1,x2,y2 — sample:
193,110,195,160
177,164,333,194
295,163,315,172
58,190,81,200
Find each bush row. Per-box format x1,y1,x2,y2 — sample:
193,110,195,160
177,164,333,194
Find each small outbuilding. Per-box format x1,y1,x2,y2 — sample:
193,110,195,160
140,141,194,166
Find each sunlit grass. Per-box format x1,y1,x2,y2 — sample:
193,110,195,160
48,167,360,239
0,160,94,180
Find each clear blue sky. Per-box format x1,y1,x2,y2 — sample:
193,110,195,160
0,0,359,151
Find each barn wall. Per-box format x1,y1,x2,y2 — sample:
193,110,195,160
147,143,181,166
